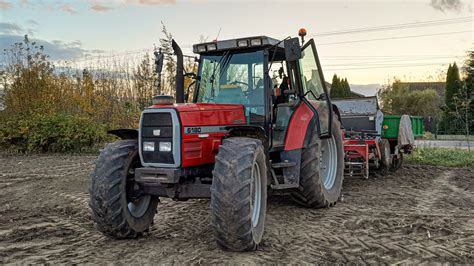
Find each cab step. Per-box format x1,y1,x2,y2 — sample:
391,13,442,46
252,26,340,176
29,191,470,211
271,161,297,168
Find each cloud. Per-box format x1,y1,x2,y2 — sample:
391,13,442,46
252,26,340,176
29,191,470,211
90,3,115,12
27,19,38,26
0,0,13,9
59,3,77,14
137,0,176,4
0,35,103,61
0,23,23,34
123,0,176,6
430,0,463,12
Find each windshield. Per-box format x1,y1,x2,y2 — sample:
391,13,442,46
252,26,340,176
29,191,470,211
195,50,265,119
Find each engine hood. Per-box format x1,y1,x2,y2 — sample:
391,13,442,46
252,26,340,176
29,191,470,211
148,103,247,126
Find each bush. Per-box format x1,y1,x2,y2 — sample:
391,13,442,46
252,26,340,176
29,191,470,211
0,113,110,153
406,147,474,168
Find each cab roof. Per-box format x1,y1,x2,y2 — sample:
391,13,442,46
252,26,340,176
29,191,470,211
192,36,283,54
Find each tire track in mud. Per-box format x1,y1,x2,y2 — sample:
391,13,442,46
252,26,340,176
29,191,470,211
0,154,473,264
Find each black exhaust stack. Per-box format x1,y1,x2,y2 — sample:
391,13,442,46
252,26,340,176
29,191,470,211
172,39,185,103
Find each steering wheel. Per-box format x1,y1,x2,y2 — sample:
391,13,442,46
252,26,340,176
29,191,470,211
230,81,249,87
230,81,251,96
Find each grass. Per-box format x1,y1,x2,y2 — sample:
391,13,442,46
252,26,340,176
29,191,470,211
406,147,474,168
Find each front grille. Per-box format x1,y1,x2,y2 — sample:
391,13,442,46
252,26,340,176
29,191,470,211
140,111,179,166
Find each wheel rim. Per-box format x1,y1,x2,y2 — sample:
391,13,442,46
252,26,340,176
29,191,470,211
128,195,151,218
320,136,338,190
250,162,262,228
126,160,151,218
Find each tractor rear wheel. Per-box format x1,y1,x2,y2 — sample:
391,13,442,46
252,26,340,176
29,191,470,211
375,139,391,176
210,137,267,251
89,140,158,238
291,114,344,208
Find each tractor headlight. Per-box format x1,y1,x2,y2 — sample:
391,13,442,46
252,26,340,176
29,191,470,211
197,45,206,52
159,142,172,152
143,141,155,152
237,39,248,47
250,38,262,46
206,43,217,51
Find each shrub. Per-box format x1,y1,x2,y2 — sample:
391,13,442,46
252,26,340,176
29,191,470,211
0,113,110,153
406,147,474,168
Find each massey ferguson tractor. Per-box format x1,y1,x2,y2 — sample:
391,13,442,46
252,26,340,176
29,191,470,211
89,30,345,251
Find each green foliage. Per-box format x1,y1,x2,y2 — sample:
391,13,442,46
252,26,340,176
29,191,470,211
330,74,352,99
0,113,109,153
445,62,463,110
378,80,441,117
0,35,154,153
438,57,473,135
406,147,473,168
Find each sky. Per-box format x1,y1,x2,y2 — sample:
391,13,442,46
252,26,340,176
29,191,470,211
0,0,473,92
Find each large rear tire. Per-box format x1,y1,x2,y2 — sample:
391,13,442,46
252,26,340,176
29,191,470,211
291,114,344,208
210,137,267,251
89,140,158,238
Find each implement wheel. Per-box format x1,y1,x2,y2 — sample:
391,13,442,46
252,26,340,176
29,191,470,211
375,139,391,176
210,137,267,251
390,152,404,171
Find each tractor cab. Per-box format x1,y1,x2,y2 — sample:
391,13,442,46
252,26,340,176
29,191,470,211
191,35,333,150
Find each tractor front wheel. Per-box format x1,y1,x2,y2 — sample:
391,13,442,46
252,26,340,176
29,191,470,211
89,140,158,238
210,137,267,251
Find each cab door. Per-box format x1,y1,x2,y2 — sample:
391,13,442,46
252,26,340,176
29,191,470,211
298,39,332,137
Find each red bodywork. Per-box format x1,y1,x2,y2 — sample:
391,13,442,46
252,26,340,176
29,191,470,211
150,103,246,167
284,102,314,151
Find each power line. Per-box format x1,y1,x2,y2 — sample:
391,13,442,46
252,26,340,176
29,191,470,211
318,30,471,45
323,56,463,67
309,16,472,37
324,62,450,71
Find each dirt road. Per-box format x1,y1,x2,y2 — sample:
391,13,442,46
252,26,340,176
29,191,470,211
1,154,473,264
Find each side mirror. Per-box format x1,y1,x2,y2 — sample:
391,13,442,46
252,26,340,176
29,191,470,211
284,37,302,62
154,49,164,74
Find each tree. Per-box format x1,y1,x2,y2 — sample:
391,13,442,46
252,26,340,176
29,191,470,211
342,78,351,98
158,22,176,96
445,62,462,110
134,54,155,109
378,79,441,117
330,74,344,98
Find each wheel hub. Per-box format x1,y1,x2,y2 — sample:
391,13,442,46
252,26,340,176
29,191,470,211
320,136,338,190
128,195,151,218
250,162,261,228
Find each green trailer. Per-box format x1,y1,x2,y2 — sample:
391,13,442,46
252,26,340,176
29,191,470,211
382,115,424,139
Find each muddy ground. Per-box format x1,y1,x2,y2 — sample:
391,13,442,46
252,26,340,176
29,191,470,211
0,154,473,264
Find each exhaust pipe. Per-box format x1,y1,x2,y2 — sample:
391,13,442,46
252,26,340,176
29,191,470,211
172,39,184,103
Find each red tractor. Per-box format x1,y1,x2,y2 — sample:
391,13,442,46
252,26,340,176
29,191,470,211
89,31,345,251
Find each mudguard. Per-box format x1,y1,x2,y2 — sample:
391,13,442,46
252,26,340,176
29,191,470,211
108,129,138,139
